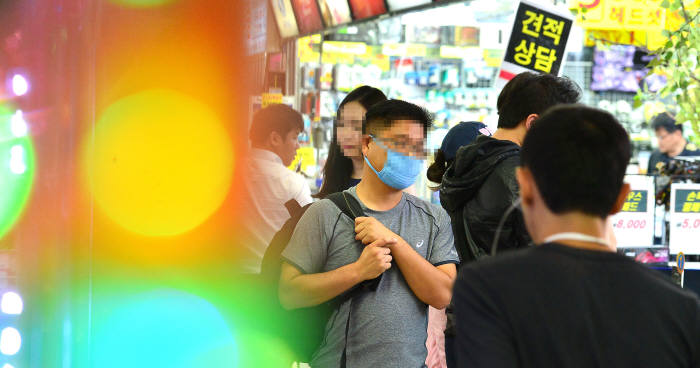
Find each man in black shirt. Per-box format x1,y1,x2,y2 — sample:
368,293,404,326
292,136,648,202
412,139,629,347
453,105,700,367
647,112,699,174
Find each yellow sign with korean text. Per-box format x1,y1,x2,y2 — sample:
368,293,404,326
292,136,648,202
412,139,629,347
503,1,574,76
261,93,283,108
287,147,316,174
570,0,667,31
382,43,427,57
322,41,367,55
439,46,482,59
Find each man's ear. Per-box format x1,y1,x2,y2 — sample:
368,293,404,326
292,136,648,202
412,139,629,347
525,114,539,130
610,183,631,215
361,134,372,157
269,131,282,147
516,167,535,207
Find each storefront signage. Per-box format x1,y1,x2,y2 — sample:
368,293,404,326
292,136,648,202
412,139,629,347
382,43,427,57
669,183,700,255
611,175,655,248
439,46,481,60
322,41,367,55
318,0,352,26
288,146,317,174
348,0,387,20
496,1,573,89
270,0,300,38
262,93,284,108
291,0,324,34
570,0,667,32
386,0,431,12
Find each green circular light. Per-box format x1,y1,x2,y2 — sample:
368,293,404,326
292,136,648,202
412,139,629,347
0,105,35,240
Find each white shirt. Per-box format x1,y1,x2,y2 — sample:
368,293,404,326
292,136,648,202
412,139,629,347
240,148,312,273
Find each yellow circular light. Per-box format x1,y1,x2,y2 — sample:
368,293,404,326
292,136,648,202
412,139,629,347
87,89,233,237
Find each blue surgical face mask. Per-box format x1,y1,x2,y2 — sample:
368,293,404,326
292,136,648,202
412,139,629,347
364,135,423,190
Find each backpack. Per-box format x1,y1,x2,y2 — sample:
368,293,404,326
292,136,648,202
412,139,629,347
259,191,381,363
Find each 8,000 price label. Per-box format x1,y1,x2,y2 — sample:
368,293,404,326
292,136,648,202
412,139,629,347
614,219,648,230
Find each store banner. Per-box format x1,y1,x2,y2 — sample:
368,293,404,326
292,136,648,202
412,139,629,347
291,0,324,35
610,175,655,248
261,93,284,108
570,0,666,31
496,0,574,89
317,0,352,26
386,0,431,12
382,43,427,57
270,0,300,38
348,0,387,20
669,183,700,255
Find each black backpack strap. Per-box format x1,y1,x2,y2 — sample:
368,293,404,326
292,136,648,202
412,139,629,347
326,191,381,366
449,207,487,263
326,191,364,220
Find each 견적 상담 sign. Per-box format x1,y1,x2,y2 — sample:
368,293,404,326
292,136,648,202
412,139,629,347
496,0,574,88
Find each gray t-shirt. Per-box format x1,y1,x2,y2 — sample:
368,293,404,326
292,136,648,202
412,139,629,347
282,187,458,368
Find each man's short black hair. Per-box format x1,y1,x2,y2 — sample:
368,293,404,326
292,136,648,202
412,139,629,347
249,104,303,146
496,72,581,129
363,99,433,136
651,112,681,134
521,105,631,218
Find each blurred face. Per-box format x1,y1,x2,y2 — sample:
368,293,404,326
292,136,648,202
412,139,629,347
655,128,682,154
271,129,301,167
336,101,365,158
362,119,426,172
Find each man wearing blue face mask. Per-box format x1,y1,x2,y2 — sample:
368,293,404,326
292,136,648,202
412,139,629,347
279,99,459,368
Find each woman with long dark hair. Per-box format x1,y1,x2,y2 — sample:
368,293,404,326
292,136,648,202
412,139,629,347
426,121,491,368
314,86,387,199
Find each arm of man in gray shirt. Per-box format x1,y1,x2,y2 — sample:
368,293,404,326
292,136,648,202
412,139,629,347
278,200,394,310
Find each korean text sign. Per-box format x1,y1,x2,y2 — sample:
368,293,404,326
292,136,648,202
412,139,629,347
503,1,573,76
669,183,700,255
611,175,655,248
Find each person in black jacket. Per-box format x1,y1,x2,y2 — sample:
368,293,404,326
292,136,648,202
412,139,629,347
440,72,581,261
453,105,700,368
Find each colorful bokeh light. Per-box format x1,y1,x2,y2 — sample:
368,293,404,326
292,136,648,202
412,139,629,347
107,0,178,8
0,292,22,315
85,89,234,237
91,289,237,368
0,327,21,356
10,75,28,97
0,104,35,240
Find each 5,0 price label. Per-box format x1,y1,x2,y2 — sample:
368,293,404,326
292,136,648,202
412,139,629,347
670,183,700,255
679,218,700,229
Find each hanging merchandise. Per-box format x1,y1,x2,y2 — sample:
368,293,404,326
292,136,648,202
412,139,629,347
319,63,334,90
348,0,387,20
333,64,353,91
291,0,324,34
317,0,353,26
301,65,318,89
386,0,431,12
270,0,300,38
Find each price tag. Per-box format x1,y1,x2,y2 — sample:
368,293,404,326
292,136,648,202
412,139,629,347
610,175,655,247
669,183,700,255
261,93,283,108
677,252,685,275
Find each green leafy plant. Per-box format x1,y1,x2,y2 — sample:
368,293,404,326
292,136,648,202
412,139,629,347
633,0,700,145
